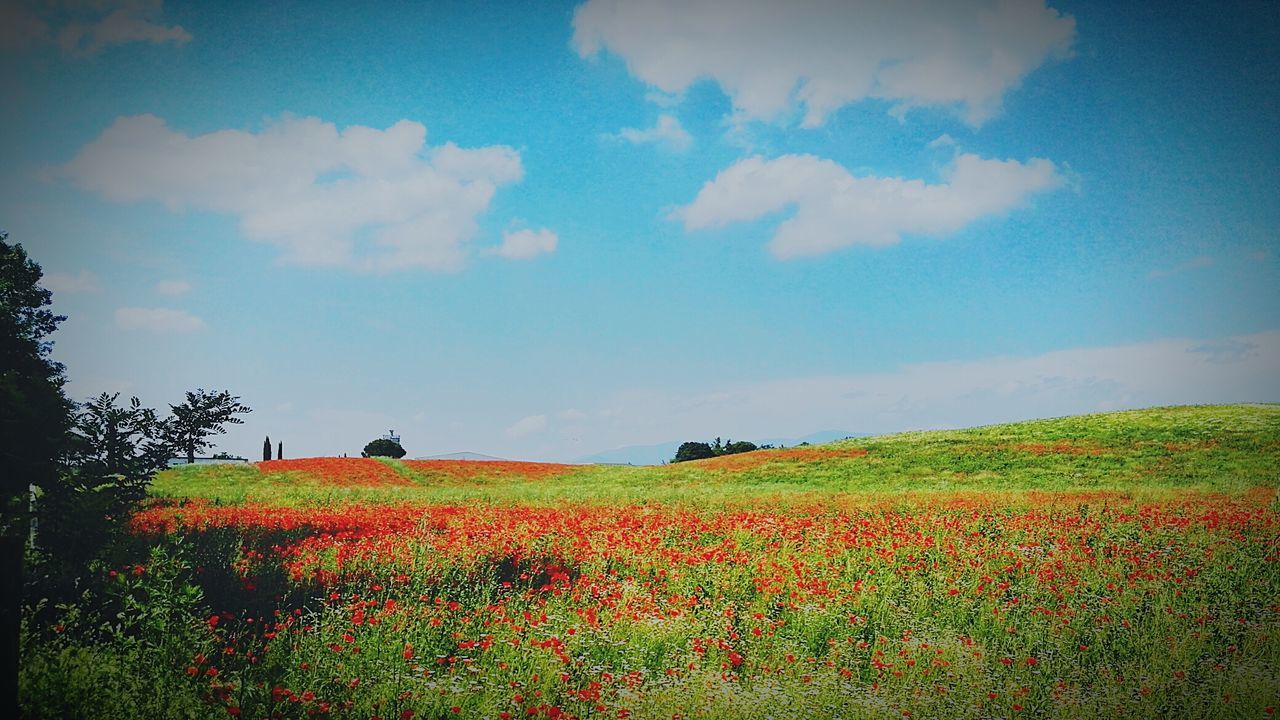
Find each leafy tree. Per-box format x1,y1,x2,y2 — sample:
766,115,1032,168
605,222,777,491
0,234,73,714
0,233,73,527
263,435,271,462
65,393,172,501
166,389,251,464
39,393,172,565
672,438,760,462
673,441,715,463
362,438,405,458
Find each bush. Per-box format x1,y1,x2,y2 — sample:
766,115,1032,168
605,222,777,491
361,438,405,458
672,437,760,463
673,442,715,462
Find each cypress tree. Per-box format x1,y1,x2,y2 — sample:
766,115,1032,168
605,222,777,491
277,441,282,460
263,436,271,462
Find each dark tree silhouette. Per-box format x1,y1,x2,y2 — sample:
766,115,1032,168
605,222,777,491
673,441,715,462
672,438,759,463
277,440,282,460
167,389,251,463
263,435,272,462
362,438,406,458
0,233,73,715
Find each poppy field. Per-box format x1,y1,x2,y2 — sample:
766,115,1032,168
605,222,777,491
20,405,1280,719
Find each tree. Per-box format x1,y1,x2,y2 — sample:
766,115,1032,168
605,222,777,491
672,438,759,462
40,393,172,562
277,440,282,460
0,234,72,523
362,438,405,458
673,441,715,463
263,436,271,462
167,389,251,464
64,393,172,502
0,233,73,715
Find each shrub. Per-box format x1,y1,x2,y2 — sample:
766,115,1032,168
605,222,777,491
361,438,405,458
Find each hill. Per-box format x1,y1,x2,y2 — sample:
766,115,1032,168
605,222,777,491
575,430,862,465
152,404,1279,505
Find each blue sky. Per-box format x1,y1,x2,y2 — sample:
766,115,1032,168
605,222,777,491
3,0,1278,462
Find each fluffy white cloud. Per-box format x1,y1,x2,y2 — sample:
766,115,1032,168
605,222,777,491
615,114,692,151
487,227,558,260
114,306,204,333
156,279,191,295
56,115,527,272
43,270,98,293
573,0,1075,126
673,152,1062,258
506,414,549,437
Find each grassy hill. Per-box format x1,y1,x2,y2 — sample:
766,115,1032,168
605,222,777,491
27,403,1280,720
153,404,1280,506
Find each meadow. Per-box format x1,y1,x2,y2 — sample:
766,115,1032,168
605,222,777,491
20,404,1280,719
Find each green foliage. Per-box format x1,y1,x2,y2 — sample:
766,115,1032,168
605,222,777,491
0,234,73,528
20,544,212,720
64,393,172,504
167,389,251,464
673,441,715,462
672,436,758,462
361,437,406,458
35,393,174,604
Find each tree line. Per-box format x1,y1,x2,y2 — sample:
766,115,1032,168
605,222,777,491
1,233,249,714
671,436,771,463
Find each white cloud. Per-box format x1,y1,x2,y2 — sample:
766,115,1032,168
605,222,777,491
614,114,693,151
4,1,190,56
573,0,1075,127
487,227,558,260
558,408,588,422
673,152,1062,258
58,1,191,57
927,134,957,149
114,306,204,333
1148,255,1214,279
506,414,549,437
156,279,191,295
56,114,528,272
43,270,98,293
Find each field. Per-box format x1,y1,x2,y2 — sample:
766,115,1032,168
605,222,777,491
20,405,1280,719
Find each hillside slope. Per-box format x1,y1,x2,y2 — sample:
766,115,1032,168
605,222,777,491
153,404,1280,505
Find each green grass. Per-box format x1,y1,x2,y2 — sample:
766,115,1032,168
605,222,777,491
151,404,1280,507
24,404,1280,719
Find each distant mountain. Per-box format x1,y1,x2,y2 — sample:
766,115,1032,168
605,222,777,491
575,430,867,466
413,451,508,462
576,441,683,466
